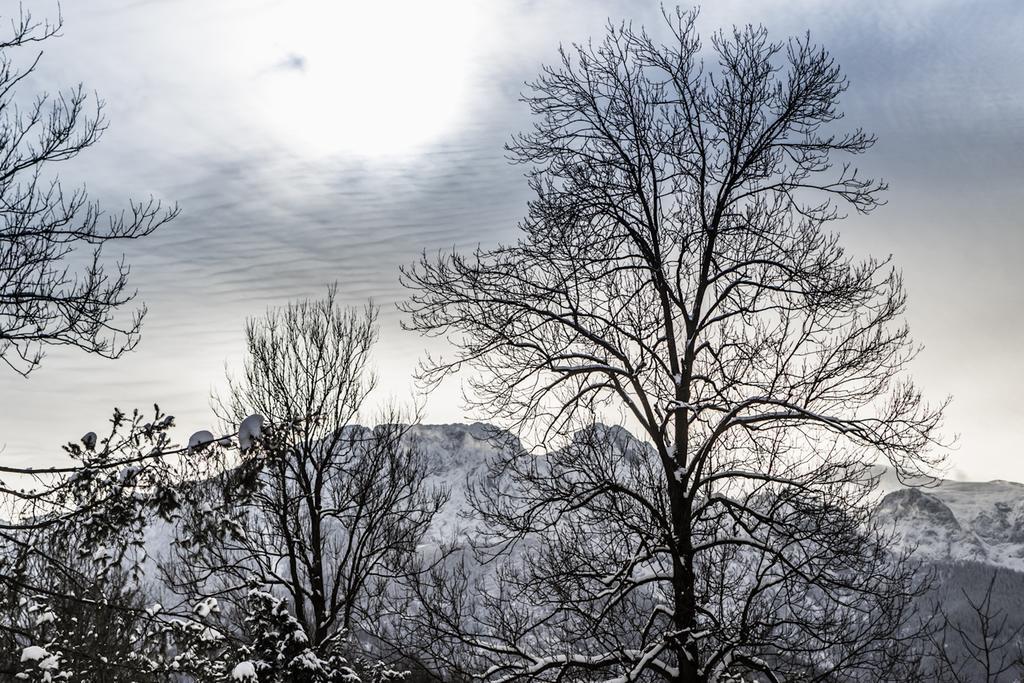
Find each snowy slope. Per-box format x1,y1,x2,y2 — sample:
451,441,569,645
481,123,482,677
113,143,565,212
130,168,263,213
141,422,512,551
874,476,1024,571
136,422,1024,576
405,422,516,540
412,426,1024,574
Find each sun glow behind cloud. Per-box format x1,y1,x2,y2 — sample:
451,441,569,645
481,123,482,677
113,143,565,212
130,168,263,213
239,1,484,158
5,0,1024,482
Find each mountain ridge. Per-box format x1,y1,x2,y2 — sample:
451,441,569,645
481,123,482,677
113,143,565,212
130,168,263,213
406,422,1024,571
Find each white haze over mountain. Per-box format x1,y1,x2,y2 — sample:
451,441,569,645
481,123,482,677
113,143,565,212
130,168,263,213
0,0,1022,482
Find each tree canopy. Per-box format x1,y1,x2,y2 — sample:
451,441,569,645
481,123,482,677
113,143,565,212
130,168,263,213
403,9,946,682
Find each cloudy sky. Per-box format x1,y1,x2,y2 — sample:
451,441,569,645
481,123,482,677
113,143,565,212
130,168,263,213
2,0,1022,481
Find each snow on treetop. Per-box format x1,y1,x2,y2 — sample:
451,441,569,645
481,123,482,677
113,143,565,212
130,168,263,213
18,646,60,675
193,596,219,618
20,645,48,662
239,414,264,452
188,430,216,453
231,661,257,680
38,654,59,671
200,626,223,642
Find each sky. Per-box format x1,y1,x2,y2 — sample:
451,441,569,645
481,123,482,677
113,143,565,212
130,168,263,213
1,0,1021,481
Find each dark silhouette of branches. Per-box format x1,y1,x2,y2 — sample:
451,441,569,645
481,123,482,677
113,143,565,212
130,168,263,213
0,6,177,376
163,288,448,663
0,518,165,681
402,8,945,683
0,290,444,679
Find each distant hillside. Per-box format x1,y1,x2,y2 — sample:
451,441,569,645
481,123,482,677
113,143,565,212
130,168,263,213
142,422,1024,577
138,422,1024,677
875,477,1024,571
408,423,1024,574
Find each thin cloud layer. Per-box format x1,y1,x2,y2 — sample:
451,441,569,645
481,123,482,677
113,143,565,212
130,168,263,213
1,0,1021,480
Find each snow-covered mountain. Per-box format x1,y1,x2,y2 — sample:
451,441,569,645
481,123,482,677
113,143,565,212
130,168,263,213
142,421,1024,576
410,423,1024,574
405,422,516,539
409,423,1024,561
874,477,1024,571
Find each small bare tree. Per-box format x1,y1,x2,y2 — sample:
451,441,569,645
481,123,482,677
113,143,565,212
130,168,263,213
403,9,944,683
0,7,176,376
164,288,448,661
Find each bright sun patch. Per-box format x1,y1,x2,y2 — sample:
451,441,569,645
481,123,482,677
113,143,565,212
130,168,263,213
253,1,482,159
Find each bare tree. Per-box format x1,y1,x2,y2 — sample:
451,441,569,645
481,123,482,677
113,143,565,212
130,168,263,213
402,9,945,683
164,288,448,662
0,290,443,679
0,7,177,376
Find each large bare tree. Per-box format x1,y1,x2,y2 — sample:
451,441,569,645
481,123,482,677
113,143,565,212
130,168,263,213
0,7,176,376
402,10,945,683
